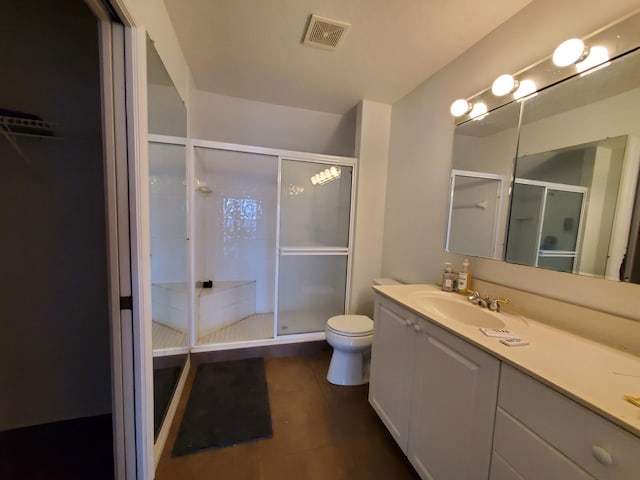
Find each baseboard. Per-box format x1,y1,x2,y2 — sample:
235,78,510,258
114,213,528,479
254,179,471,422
191,340,329,365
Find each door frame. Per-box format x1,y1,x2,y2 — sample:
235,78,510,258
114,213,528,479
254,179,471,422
93,1,154,477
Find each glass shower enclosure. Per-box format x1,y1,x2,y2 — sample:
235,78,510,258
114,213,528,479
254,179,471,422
505,179,587,273
193,147,279,345
191,143,356,348
277,159,353,335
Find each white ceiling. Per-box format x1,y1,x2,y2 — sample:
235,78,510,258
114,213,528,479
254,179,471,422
164,0,534,114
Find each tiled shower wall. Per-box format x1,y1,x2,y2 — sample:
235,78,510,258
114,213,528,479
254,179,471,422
151,283,188,332
198,281,257,332
195,148,278,313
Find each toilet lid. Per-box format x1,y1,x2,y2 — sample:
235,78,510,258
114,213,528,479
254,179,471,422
327,315,373,337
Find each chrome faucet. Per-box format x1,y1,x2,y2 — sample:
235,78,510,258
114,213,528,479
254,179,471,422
467,291,488,308
488,297,509,312
467,291,509,312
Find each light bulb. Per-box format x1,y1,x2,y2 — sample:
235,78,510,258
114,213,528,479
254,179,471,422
491,74,519,96
311,175,318,185
513,79,537,100
553,38,589,67
576,45,609,73
450,99,472,117
330,166,338,175
469,102,488,120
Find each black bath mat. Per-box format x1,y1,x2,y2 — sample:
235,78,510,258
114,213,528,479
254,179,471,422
172,357,272,456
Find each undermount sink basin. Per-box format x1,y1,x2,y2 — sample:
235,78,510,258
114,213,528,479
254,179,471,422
408,292,506,328
420,297,505,328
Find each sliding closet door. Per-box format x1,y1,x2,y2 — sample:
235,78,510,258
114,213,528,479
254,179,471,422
276,158,354,336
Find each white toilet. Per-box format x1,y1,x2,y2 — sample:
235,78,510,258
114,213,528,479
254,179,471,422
325,278,401,386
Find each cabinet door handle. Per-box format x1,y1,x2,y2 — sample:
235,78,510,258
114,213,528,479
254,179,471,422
414,325,422,333
405,319,413,326
591,445,613,466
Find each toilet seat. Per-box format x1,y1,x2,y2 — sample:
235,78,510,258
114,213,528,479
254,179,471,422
327,315,373,337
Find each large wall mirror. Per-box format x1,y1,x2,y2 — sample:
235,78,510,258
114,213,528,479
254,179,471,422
146,35,189,444
449,102,520,259
447,45,640,283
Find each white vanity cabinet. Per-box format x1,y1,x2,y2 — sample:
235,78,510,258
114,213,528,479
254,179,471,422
369,295,417,452
491,364,640,480
408,315,500,479
370,288,640,480
370,294,501,479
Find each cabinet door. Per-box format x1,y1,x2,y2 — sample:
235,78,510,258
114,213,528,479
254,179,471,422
490,452,525,480
491,407,593,480
408,318,500,480
369,296,416,453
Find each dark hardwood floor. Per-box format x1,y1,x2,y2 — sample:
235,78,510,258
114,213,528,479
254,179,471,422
156,349,420,480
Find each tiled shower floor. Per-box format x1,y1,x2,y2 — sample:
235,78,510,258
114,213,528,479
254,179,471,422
197,311,331,345
152,321,187,350
198,313,275,345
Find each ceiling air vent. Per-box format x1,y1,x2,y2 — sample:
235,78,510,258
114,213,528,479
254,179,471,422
303,14,351,50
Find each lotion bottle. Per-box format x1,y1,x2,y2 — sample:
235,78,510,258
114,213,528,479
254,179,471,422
442,262,455,292
457,258,471,293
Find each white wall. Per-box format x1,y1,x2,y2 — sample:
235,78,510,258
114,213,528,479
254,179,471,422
350,100,392,316
0,1,111,429
117,0,190,104
519,89,640,156
147,83,187,136
190,90,356,157
383,0,640,321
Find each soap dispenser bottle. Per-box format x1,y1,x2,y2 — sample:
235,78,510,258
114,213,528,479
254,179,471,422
457,258,471,293
442,262,455,292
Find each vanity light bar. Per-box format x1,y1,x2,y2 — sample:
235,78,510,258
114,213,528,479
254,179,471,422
512,79,537,100
469,102,488,120
450,100,489,120
449,8,640,123
491,74,519,97
576,46,610,73
450,99,472,117
552,38,590,67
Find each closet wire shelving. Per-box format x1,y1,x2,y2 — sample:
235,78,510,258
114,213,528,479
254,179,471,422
0,112,57,161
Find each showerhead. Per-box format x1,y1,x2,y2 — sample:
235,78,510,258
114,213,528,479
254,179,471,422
195,178,212,194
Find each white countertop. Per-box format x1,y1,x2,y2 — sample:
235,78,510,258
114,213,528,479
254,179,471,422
373,284,640,438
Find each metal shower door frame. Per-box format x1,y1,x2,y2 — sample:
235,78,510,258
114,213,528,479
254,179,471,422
514,178,588,272
274,155,358,339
